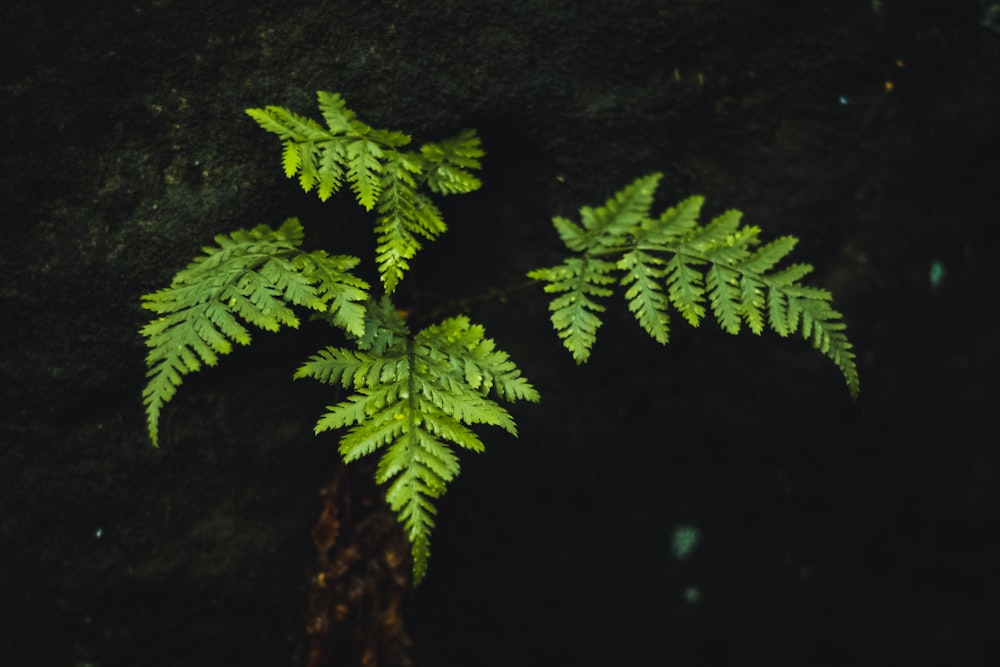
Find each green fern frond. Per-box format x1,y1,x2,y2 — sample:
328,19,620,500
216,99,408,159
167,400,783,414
740,236,799,275
345,137,384,210
415,316,540,404
663,254,707,327
527,257,617,363
682,209,746,255
642,195,704,244
296,303,538,584
244,106,329,143
705,264,743,334
421,129,485,195
577,172,661,251
739,275,767,335
349,296,411,355
529,173,859,396
618,249,670,344
374,153,447,293
773,287,860,397
315,90,359,134
246,91,483,292
292,250,369,337
140,219,368,447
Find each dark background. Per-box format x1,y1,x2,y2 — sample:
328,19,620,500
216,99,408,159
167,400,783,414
2,0,998,665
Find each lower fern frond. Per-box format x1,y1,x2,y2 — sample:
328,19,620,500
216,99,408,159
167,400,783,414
296,299,539,584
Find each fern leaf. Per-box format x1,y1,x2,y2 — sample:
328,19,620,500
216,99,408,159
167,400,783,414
663,254,707,326
618,249,671,344
346,138,384,210
297,306,537,584
333,389,410,459
315,141,346,201
315,90,357,134
530,174,860,397
699,223,761,267
245,106,330,143
374,215,421,295
642,195,704,244
552,215,590,252
578,172,661,251
368,127,413,149
739,275,767,334
295,347,376,389
684,209,744,254
767,287,791,337
415,316,540,406
548,292,603,362
384,463,437,583
528,257,616,363
313,392,372,439
421,129,484,195
140,219,366,447
292,250,369,337
740,236,798,275
706,264,742,334
281,140,300,178
249,93,483,289
354,297,411,355
766,262,815,288
225,270,298,331
373,153,447,292
770,290,860,397
404,430,461,482
259,256,322,310
295,142,320,192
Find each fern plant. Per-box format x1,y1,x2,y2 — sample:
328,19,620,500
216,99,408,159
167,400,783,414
527,173,859,396
142,92,534,584
140,91,858,586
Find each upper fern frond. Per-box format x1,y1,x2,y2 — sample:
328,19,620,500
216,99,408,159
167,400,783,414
139,218,368,447
529,174,859,397
295,302,538,584
246,91,484,292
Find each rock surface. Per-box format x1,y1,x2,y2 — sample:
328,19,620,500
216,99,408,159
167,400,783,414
2,1,998,665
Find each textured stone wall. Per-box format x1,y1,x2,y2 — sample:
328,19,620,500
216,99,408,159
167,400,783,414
2,0,997,665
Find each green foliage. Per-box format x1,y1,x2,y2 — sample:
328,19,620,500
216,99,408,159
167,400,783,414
295,298,538,584
246,91,483,292
141,92,860,587
529,173,860,397
142,93,525,584
140,218,368,447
